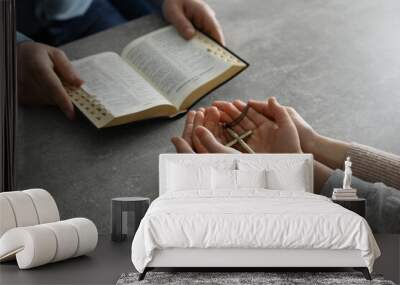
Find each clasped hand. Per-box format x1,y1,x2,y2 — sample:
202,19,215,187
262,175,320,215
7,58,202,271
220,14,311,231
172,97,303,154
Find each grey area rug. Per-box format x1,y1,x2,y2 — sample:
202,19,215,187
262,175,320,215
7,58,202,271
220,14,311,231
116,272,395,285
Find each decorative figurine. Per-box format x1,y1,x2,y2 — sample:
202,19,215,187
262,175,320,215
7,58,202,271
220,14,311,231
342,156,352,190
332,157,358,200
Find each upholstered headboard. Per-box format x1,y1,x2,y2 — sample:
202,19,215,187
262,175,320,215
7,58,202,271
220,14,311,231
159,154,314,195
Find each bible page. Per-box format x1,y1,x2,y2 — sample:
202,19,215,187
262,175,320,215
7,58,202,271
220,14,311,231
121,26,231,107
72,52,171,116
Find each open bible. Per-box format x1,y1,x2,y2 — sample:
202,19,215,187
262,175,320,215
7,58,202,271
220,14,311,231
65,26,248,128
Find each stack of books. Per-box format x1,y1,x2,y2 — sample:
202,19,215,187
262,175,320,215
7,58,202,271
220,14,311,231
332,188,358,200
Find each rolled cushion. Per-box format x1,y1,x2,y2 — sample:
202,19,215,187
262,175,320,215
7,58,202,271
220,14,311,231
0,189,60,238
64,218,98,257
0,226,57,268
23,189,59,224
0,218,97,269
0,196,17,237
42,221,79,262
0,191,39,227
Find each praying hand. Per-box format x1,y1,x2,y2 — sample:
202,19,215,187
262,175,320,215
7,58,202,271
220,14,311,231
171,97,302,154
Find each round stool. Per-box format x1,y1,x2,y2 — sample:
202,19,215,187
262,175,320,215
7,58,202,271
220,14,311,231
111,197,150,242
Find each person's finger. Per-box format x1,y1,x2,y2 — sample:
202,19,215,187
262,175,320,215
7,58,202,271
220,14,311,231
233,100,267,126
212,101,246,133
192,111,208,153
248,99,274,120
268,97,292,126
195,126,239,154
50,49,83,86
231,100,258,129
193,110,205,127
204,17,225,45
35,65,75,120
218,111,236,143
203,106,220,136
194,5,225,45
182,110,196,144
218,110,242,139
171,137,195,153
212,100,229,108
218,110,232,124
166,3,196,40
214,110,246,152
215,122,227,144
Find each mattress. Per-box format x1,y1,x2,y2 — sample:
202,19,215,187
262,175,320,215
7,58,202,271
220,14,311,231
131,190,380,273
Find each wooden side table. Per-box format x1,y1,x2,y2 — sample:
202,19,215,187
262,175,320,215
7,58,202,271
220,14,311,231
331,198,366,218
111,197,150,242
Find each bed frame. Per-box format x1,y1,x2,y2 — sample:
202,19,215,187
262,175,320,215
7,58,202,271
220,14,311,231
139,154,372,280
140,248,370,280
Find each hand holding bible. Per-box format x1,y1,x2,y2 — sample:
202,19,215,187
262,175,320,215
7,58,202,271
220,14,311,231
17,42,83,120
163,0,225,45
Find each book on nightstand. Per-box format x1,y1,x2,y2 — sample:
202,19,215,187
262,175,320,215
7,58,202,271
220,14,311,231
332,188,358,200
65,26,248,128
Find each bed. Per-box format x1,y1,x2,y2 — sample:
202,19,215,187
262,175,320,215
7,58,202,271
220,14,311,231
131,154,380,280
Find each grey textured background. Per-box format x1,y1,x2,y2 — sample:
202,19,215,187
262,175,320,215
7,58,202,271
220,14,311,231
16,0,400,235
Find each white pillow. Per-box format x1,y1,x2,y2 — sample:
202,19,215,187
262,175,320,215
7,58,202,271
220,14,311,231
167,163,212,191
237,159,308,192
212,168,237,190
236,169,267,189
267,165,307,191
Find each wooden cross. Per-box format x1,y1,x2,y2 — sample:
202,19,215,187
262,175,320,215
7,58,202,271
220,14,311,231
224,127,254,153
222,104,255,153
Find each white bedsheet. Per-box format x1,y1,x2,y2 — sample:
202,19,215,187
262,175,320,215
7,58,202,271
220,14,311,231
131,190,380,272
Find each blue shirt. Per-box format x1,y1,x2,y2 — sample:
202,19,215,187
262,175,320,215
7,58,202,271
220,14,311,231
36,0,93,21
17,0,93,43
16,0,160,44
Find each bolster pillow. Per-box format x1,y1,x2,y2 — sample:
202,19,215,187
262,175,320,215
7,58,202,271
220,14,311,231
0,218,98,269
0,189,60,237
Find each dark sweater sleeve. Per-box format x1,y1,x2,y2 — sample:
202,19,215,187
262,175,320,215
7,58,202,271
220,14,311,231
320,169,400,234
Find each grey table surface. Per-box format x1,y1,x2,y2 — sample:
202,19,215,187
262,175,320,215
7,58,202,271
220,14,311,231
1,234,399,284
16,0,400,237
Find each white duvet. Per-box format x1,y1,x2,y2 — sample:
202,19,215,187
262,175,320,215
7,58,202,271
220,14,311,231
131,190,380,273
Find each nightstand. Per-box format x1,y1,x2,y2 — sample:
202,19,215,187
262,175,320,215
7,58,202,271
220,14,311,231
111,197,150,242
331,198,366,218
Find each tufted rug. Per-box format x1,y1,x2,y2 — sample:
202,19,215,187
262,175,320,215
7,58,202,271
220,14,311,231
116,271,395,285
